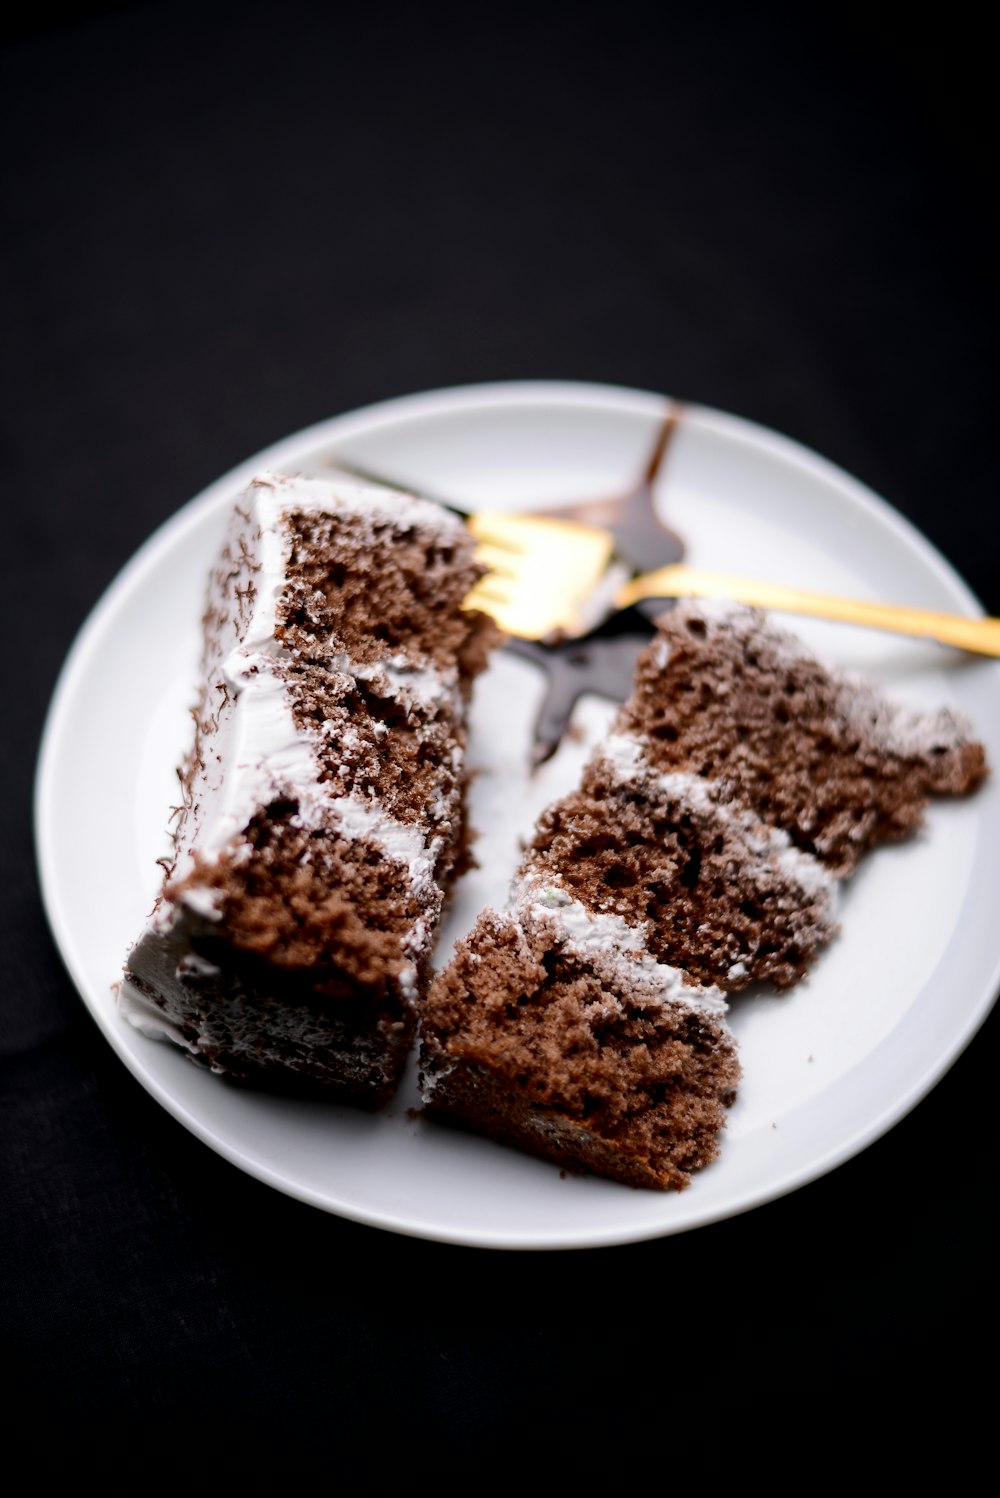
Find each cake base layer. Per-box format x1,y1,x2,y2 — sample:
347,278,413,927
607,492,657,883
122,905,417,1105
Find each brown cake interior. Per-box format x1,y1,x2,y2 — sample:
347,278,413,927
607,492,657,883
528,764,835,991
279,661,467,829
172,503,495,978
422,910,740,1191
277,508,492,682
172,810,424,979
623,604,987,874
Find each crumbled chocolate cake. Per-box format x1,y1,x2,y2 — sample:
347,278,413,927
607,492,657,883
419,599,986,1189
120,472,498,1105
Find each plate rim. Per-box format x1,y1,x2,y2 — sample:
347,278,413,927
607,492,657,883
34,378,1000,1249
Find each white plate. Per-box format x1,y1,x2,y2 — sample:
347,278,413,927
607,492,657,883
35,381,1000,1249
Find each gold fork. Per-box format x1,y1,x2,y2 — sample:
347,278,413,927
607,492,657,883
475,552,1000,655
329,460,1000,656
326,459,615,638
467,535,1000,657
613,566,1000,658
464,511,614,638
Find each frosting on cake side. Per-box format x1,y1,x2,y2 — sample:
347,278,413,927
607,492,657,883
121,471,497,1104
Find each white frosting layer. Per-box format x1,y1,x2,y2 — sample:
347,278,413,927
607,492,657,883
324,650,460,711
156,473,462,967
511,873,730,1023
595,731,837,908
178,653,435,887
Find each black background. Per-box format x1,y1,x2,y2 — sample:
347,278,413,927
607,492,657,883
3,0,996,1448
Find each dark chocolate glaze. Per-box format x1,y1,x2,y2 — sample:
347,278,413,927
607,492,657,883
508,408,686,765
507,603,671,767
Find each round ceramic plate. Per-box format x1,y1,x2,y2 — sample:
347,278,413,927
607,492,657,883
35,381,1000,1249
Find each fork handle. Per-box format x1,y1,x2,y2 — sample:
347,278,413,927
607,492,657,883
616,565,1000,658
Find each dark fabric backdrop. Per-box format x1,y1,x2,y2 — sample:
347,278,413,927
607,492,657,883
3,0,996,1450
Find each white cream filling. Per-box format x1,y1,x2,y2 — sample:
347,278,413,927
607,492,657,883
595,731,837,908
324,650,459,711
510,874,730,1022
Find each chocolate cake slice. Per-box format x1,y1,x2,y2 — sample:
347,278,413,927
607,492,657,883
419,599,986,1189
623,599,987,875
421,890,740,1192
120,471,497,1105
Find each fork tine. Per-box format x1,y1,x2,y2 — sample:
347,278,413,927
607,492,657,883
463,512,615,639
465,585,579,640
470,542,523,580
467,511,610,555
464,577,516,608
465,518,526,554
329,461,620,641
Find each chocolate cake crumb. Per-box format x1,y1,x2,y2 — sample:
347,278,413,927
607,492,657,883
528,754,837,991
120,472,498,1105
